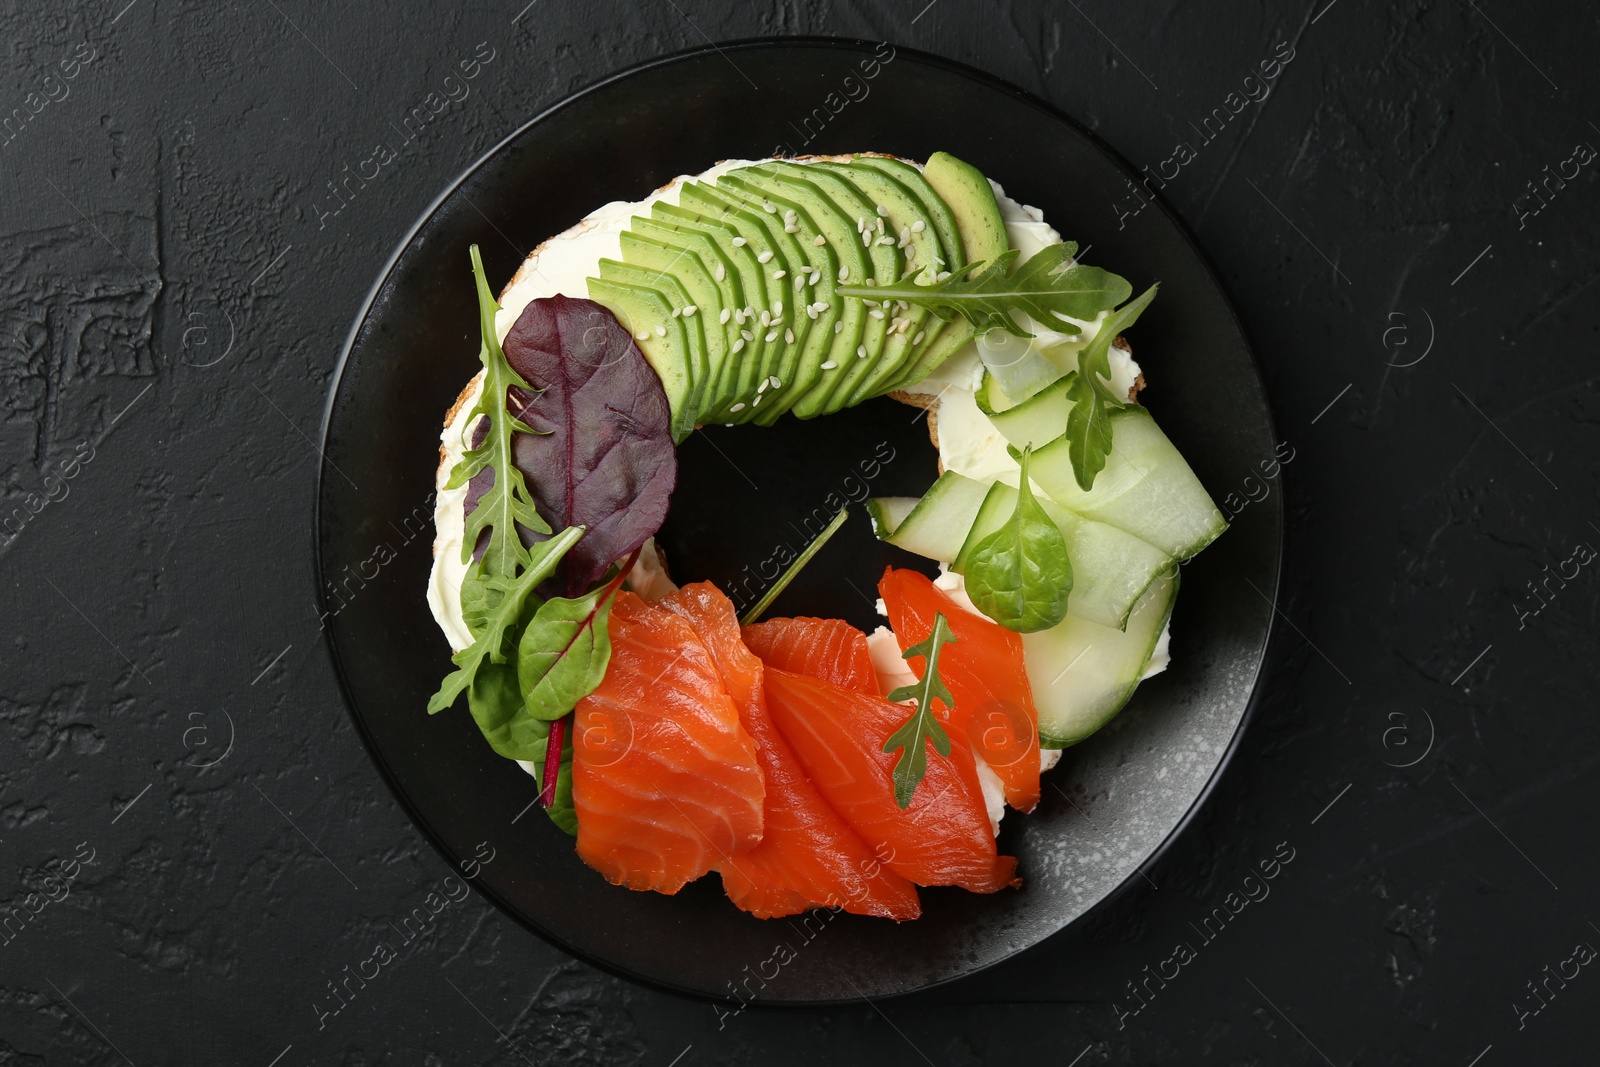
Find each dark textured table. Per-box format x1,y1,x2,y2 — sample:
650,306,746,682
3,2,1595,1064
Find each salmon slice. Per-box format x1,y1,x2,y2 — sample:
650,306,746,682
879,568,1042,813
741,616,879,694
571,591,764,894
660,584,920,920
763,666,1018,893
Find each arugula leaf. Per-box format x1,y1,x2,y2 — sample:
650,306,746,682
882,613,958,809
836,244,1131,338
739,507,849,625
963,448,1073,632
447,246,552,577
1064,283,1159,491
517,550,637,720
427,525,585,718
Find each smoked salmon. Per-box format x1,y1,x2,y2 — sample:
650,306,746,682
741,616,880,694
762,666,1018,893
661,584,920,920
879,568,1042,813
571,591,765,893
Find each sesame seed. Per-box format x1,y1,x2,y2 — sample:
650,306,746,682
911,220,925,233
861,232,871,247
654,325,667,336
869,309,885,319
634,330,649,341
794,274,806,291
876,204,888,217
763,201,777,213
857,344,867,358
765,330,779,342
773,269,786,279
760,310,771,326
715,263,726,282
732,236,747,246
900,226,910,242
833,321,844,333
784,223,799,233
757,250,773,263
863,299,879,308
820,360,838,370
784,209,797,221
682,305,697,316
752,395,763,407
838,266,849,282
912,330,925,344
857,216,867,231
876,217,885,233
813,234,826,246
806,305,818,319
899,235,911,250
671,307,682,317
937,271,951,281
769,375,781,388
784,328,794,344
773,301,784,315
742,329,754,341
876,235,894,245
730,402,746,412
744,305,755,318
719,308,732,324
757,379,769,393
864,278,876,286
732,338,746,353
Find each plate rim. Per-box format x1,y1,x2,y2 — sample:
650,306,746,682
314,34,1283,1007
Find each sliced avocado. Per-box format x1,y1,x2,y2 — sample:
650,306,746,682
647,201,771,419
627,216,749,404
717,169,843,423
808,161,942,400
585,276,699,440
617,231,731,407
736,162,878,419
923,151,1009,266
674,183,794,419
696,177,817,421
753,162,899,418
594,260,710,427
806,162,940,403
848,156,967,270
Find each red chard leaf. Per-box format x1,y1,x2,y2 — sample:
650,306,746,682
465,295,677,596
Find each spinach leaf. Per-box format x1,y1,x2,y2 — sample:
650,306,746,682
963,448,1073,633
837,243,1131,338
517,553,635,721
1065,283,1159,491
882,614,958,809
500,295,677,597
427,525,585,718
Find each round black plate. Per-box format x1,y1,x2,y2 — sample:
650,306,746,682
316,38,1281,1004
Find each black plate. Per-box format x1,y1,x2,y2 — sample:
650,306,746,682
316,38,1281,1004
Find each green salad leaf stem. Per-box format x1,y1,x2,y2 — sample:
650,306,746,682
739,507,849,626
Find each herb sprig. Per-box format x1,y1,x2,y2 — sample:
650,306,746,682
836,243,1130,338
1063,284,1158,490
882,613,958,809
